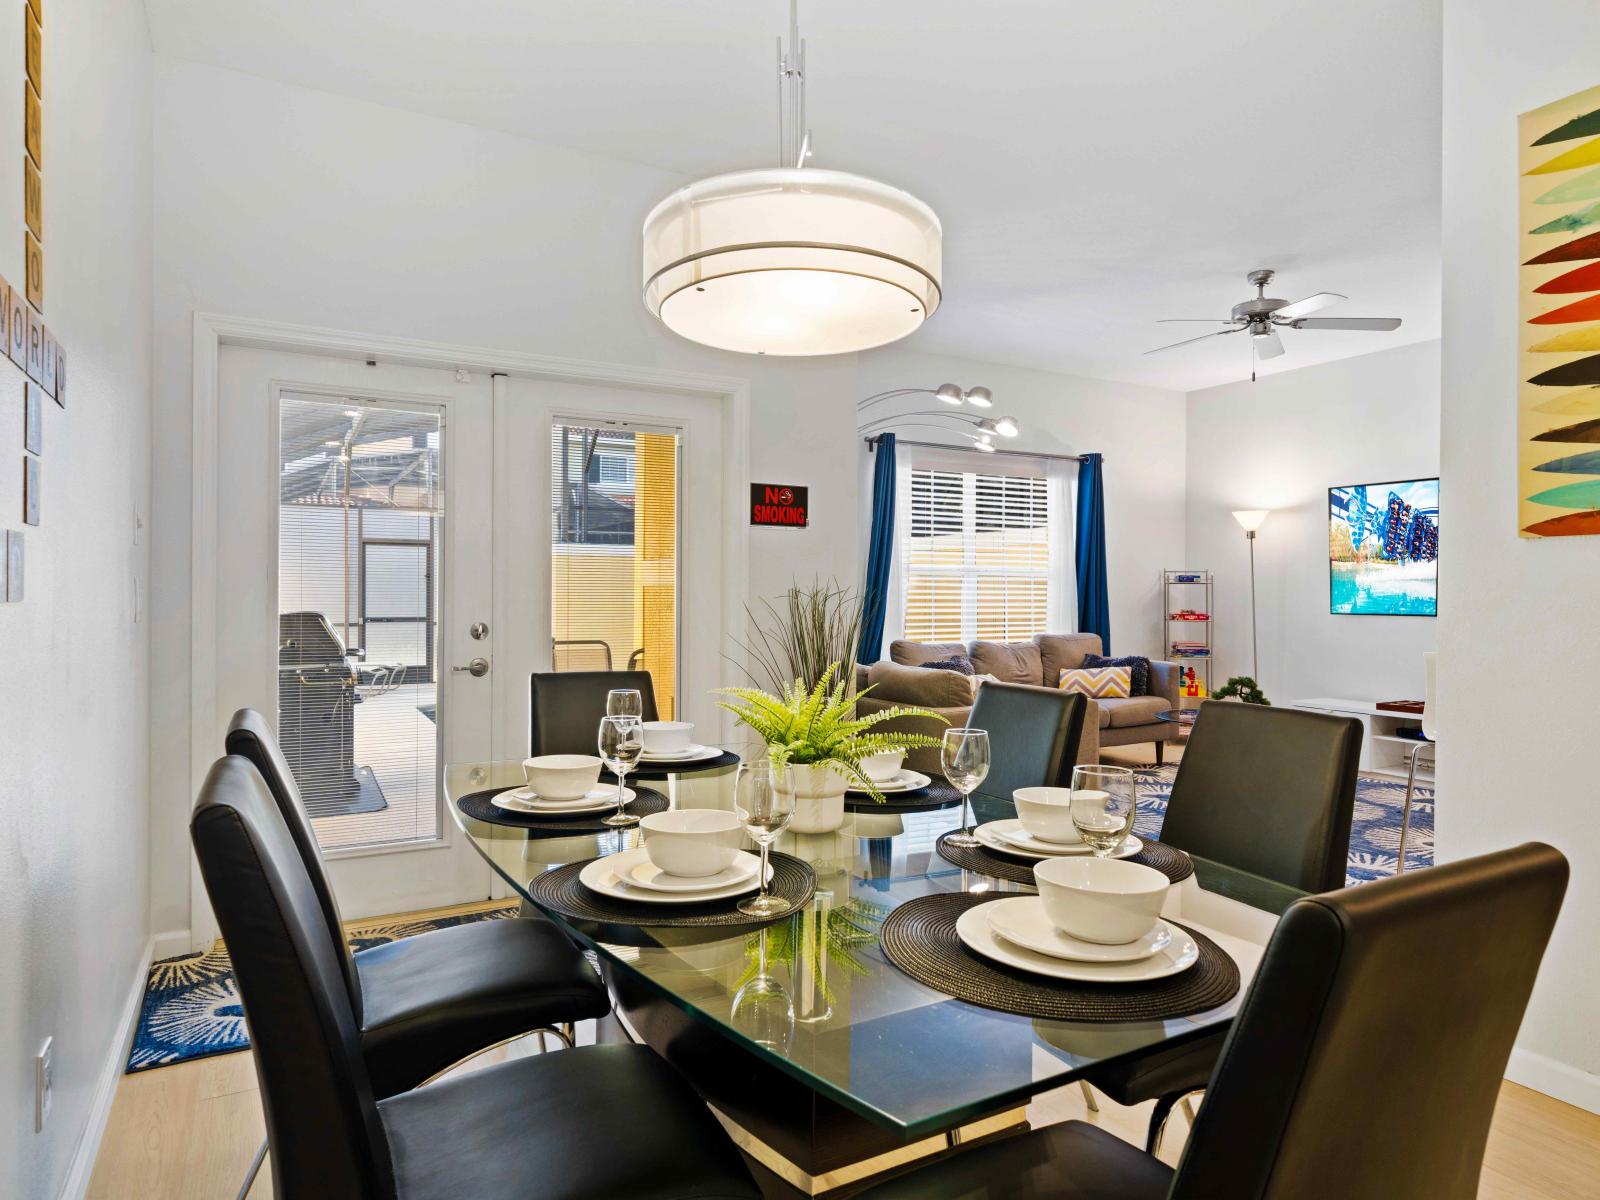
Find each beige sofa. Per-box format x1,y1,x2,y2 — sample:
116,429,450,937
854,634,1180,775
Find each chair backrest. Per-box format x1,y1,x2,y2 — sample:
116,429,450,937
191,756,395,1200
1422,651,1439,742
1159,701,1361,892
1173,843,1568,1200
226,707,362,1019
529,670,661,756
964,681,1087,806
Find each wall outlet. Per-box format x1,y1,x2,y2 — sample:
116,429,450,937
35,1037,51,1132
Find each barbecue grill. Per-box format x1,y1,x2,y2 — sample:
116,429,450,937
278,611,363,812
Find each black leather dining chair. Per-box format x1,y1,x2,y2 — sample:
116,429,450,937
192,754,762,1200
529,670,661,756
1084,699,1363,1145
964,681,1088,815
855,842,1569,1200
226,709,610,1097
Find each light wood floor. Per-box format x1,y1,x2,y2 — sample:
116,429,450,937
87,898,1600,1199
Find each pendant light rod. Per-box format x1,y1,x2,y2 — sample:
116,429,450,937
778,0,810,168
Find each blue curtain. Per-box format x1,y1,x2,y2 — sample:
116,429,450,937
1075,451,1110,651
858,433,896,664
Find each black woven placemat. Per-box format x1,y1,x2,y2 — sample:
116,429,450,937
846,778,964,814
608,749,741,781
526,852,816,928
880,893,1239,1022
935,832,1194,886
456,786,668,833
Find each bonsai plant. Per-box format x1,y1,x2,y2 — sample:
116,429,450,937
717,662,945,832
1213,676,1271,705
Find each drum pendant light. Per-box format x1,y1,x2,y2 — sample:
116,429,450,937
641,2,942,357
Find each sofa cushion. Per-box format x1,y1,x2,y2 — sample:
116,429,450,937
866,660,975,709
890,640,969,668
1082,653,1152,697
970,640,1044,685
921,654,975,675
1098,695,1173,728
1034,634,1104,685
1058,665,1132,699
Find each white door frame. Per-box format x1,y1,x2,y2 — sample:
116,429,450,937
189,312,752,949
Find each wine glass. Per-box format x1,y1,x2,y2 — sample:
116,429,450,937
598,715,644,827
730,927,795,1053
606,688,644,720
734,759,795,917
1070,765,1137,857
941,728,991,848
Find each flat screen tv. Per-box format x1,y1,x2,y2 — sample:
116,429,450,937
1328,478,1438,616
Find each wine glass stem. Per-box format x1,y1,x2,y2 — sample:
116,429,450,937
616,769,627,817
962,791,973,834
759,841,771,900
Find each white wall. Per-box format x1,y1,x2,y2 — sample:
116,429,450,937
857,347,1187,660
0,3,153,1196
1185,341,1440,704
1441,0,1600,1112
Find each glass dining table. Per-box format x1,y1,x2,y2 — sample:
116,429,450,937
446,757,1300,1191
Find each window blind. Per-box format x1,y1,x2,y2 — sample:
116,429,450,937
903,465,1052,644
549,422,680,718
277,394,443,852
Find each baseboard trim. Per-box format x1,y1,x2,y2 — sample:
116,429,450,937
151,928,193,959
57,936,154,1200
1507,1045,1600,1115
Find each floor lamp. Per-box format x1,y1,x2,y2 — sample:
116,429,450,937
1231,509,1270,680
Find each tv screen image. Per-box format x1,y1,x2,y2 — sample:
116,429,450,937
1328,478,1439,616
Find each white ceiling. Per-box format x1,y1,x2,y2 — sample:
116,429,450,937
145,0,1442,391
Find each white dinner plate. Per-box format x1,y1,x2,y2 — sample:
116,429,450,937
850,770,933,795
956,903,1198,983
992,820,1089,855
638,743,720,763
983,896,1174,963
578,847,764,904
626,850,762,893
975,820,1141,861
493,786,634,815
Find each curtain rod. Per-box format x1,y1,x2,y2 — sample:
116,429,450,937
862,433,1091,464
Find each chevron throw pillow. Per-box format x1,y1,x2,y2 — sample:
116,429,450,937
1058,665,1132,699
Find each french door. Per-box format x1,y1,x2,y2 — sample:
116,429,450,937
205,348,730,926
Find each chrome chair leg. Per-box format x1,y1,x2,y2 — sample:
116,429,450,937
237,1138,267,1200
1398,740,1428,875
1078,1080,1100,1112
1180,1093,1198,1123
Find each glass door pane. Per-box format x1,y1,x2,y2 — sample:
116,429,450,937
278,394,444,850
549,422,679,717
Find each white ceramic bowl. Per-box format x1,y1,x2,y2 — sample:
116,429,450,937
640,809,744,877
861,750,906,783
1013,787,1082,844
1032,856,1169,945
521,754,603,801
642,720,695,754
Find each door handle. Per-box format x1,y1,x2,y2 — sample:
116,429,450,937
453,657,490,677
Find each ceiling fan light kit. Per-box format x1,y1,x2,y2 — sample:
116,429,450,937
1147,269,1403,380
641,1,942,357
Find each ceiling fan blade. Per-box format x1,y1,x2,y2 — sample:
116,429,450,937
1145,327,1246,355
1156,318,1238,324
1290,317,1403,331
1273,291,1347,321
1254,328,1286,359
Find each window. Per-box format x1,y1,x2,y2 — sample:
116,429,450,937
901,464,1054,644
549,421,680,716
278,394,442,851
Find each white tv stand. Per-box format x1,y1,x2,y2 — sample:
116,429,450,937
1291,698,1434,785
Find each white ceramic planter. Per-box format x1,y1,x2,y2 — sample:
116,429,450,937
789,762,849,833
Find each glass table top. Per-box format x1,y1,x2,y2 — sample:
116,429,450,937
447,759,1297,1138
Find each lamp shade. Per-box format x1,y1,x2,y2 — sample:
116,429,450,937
1232,509,1270,533
642,167,942,356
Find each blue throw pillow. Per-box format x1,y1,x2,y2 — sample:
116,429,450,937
1082,653,1150,696
920,655,975,676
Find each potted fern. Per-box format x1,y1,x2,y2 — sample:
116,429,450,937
717,663,945,832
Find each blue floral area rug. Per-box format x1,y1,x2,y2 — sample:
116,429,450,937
125,903,518,1073
1131,765,1435,885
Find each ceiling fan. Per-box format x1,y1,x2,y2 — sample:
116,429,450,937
1148,269,1402,380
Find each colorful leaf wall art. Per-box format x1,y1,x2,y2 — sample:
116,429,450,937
1520,83,1600,537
